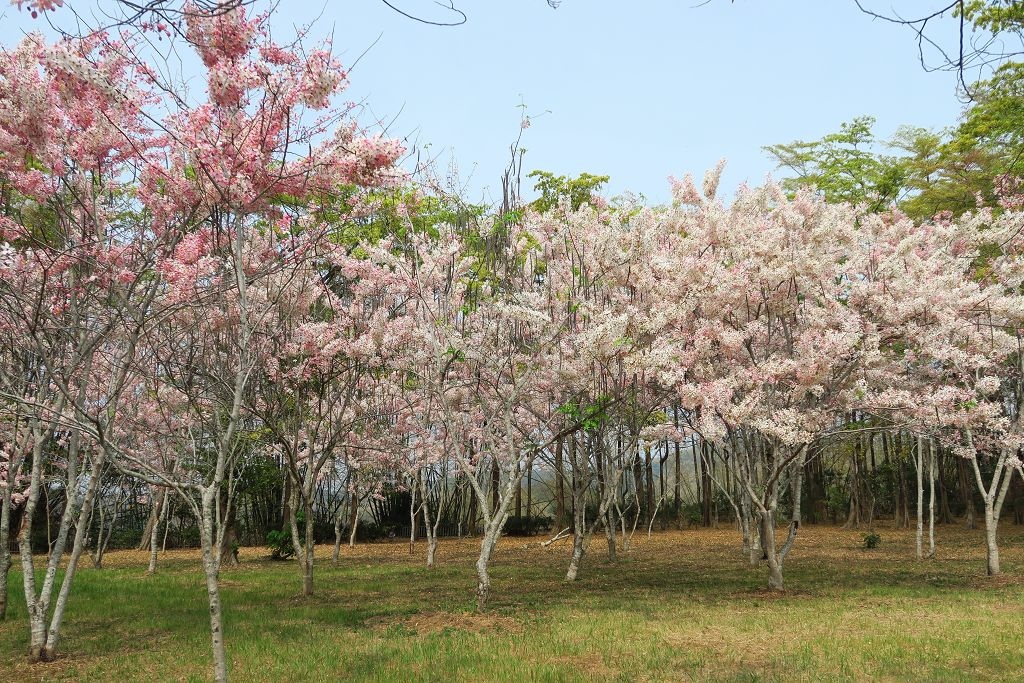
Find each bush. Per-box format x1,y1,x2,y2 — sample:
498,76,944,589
354,521,397,542
863,532,881,549
504,515,553,536
265,529,295,560
679,502,703,528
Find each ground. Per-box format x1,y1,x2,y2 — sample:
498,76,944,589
1,523,1023,681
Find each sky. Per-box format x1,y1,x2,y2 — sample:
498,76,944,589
0,0,973,206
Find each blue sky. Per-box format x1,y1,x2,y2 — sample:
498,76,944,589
1,0,971,205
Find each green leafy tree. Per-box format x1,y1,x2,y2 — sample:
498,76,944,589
764,116,908,210
527,170,610,213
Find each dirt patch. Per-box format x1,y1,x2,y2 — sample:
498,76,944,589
730,587,815,600
364,611,523,636
547,653,618,678
968,572,1024,589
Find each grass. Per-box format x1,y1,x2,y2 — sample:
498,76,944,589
2,523,1024,681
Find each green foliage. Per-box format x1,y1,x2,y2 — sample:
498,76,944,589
266,510,305,560
961,0,1024,34
892,62,1024,218
265,529,295,560
767,76,1024,220
824,470,850,522
678,501,704,528
557,395,612,433
863,532,882,549
527,169,610,212
764,116,908,210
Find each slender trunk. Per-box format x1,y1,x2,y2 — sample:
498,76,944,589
604,504,617,562
701,441,714,527
965,436,1015,577
927,438,936,558
985,502,1000,576
565,437,587,582
348,514,359,547
148,490,168,575
763,511,784,591
218,491,238,567
420,476,438,568
958,457,977,529
137,487,166,551
476,525,501,611
916,435,924,560
674,428,682,530
348,485,359,547
302,502,314,597
332,509,342,565
554,438,565,529
41,445,107,661
200,490,228,683
0,490,12,620
525,466,532,525
843,436,861,529
409,479,418,555
644,445,655,528
742,492,758,563
938,449,954,524
490,460,499,515
565,518,586,582
514,476,522,520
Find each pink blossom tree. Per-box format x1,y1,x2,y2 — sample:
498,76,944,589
1,3,399,677
851,204,1024,575
0,27,172,659
659,168,873,590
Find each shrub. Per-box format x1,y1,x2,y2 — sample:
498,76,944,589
504,515,553,536
863,532,881,549
266,530,295,560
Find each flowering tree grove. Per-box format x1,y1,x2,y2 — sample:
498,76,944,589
5,2,1024,682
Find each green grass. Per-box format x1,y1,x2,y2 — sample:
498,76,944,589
2,524,1024,681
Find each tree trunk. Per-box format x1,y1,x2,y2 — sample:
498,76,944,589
644,445,655,528
742,492,758,563
927,438,936,558
937,449,954,524
490,460,499,515
762,511,784,591
302,506,314,596
218,490,239,567
21,434,105,663
409,479,418,555
476,525,500,610
565,492,587,582
419,476,439,568
958,457,977,529
985,502,1000,576
526,466,532,524
137,487,166,551
565,435,588,581
0,490,12,620
348,485,359,547
674,430,682,530
554,438,565,529
916,435,924,559
701,441,714,527
514,476,522,520
200,491,228,683
147,489,169,574
604,505,617,562
965,437,1015,578
332,509,342,565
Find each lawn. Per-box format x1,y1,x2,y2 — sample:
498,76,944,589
2,524,1023,682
